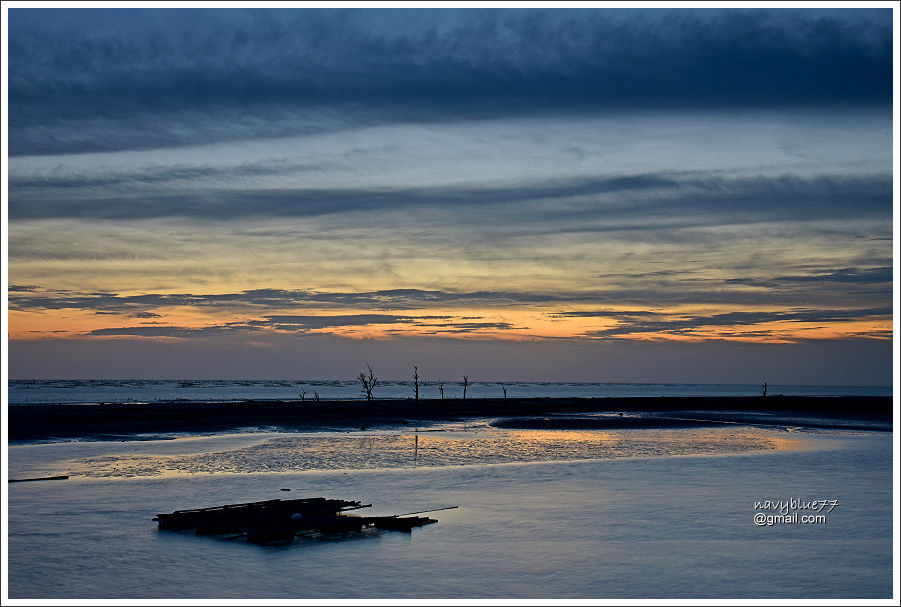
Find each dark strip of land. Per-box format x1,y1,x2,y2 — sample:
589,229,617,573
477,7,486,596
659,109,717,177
6,396,892,442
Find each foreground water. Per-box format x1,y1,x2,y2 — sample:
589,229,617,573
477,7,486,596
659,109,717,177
5,424,893,600
7,379,892,405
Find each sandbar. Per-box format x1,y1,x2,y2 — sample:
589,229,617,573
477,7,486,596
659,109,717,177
7,395,892,442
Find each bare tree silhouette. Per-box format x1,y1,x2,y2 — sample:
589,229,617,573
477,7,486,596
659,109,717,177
462,375,469,399
413,365,420,402
358,365,379,401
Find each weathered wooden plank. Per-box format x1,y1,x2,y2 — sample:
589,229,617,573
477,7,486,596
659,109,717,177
8,475,69,483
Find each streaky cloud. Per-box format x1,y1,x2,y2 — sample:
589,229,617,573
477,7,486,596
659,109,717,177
773,267,894,285
7,172,892,223
577,306,893,338
8,8,891,156
86,325,265,338
84,314,523,338
7,286,578,313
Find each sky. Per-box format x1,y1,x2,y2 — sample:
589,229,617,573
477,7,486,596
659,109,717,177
4,4,897,384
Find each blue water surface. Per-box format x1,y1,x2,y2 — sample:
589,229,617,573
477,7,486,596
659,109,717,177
7,379,892,405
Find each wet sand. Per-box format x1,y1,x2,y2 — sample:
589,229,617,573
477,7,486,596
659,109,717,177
7,395,892,442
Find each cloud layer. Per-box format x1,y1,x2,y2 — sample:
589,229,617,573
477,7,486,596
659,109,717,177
8,8,892,156
6,7,893,381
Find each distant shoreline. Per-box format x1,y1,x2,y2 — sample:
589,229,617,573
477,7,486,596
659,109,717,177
7,395,892,443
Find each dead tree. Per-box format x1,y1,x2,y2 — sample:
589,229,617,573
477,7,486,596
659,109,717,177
413,365,420,402
359,365,379,401
462,375,469,399
761,382,768,397
438,379,445,400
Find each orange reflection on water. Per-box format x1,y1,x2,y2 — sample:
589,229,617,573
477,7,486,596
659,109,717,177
57,425,800,479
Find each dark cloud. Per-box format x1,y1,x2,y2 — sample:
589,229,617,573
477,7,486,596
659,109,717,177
8,8,892,156
253,314,522,333
6,286,577,314
8,160,305,191
772,267,893,285
575,306,893,338
7,284,42,292
7,171,891,223
723,267,894,292
5,172,678,220
85,325,262,338
422,322,520,334
84,313,523,338
586,265,894,305
252,314,410,330
550,310,666,319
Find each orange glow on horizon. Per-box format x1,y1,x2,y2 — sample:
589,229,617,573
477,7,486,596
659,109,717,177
7,302,890,345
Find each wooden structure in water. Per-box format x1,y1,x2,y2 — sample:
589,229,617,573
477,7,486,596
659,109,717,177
8,475,69,483
153,497,443,544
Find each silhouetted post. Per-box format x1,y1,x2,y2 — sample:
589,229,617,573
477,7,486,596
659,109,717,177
359,365,379,401
462,375,468,399
502,386,507,399
413,365,420,402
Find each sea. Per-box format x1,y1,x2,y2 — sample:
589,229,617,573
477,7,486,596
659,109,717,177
6,379,892,405
5,431,895,600
4,380,896,601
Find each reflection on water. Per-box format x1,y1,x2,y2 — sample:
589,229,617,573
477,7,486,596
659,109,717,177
7,433,891,599
54,424,795,479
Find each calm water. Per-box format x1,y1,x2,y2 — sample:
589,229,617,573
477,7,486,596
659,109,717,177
5,430,894,599
6,379,892,405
